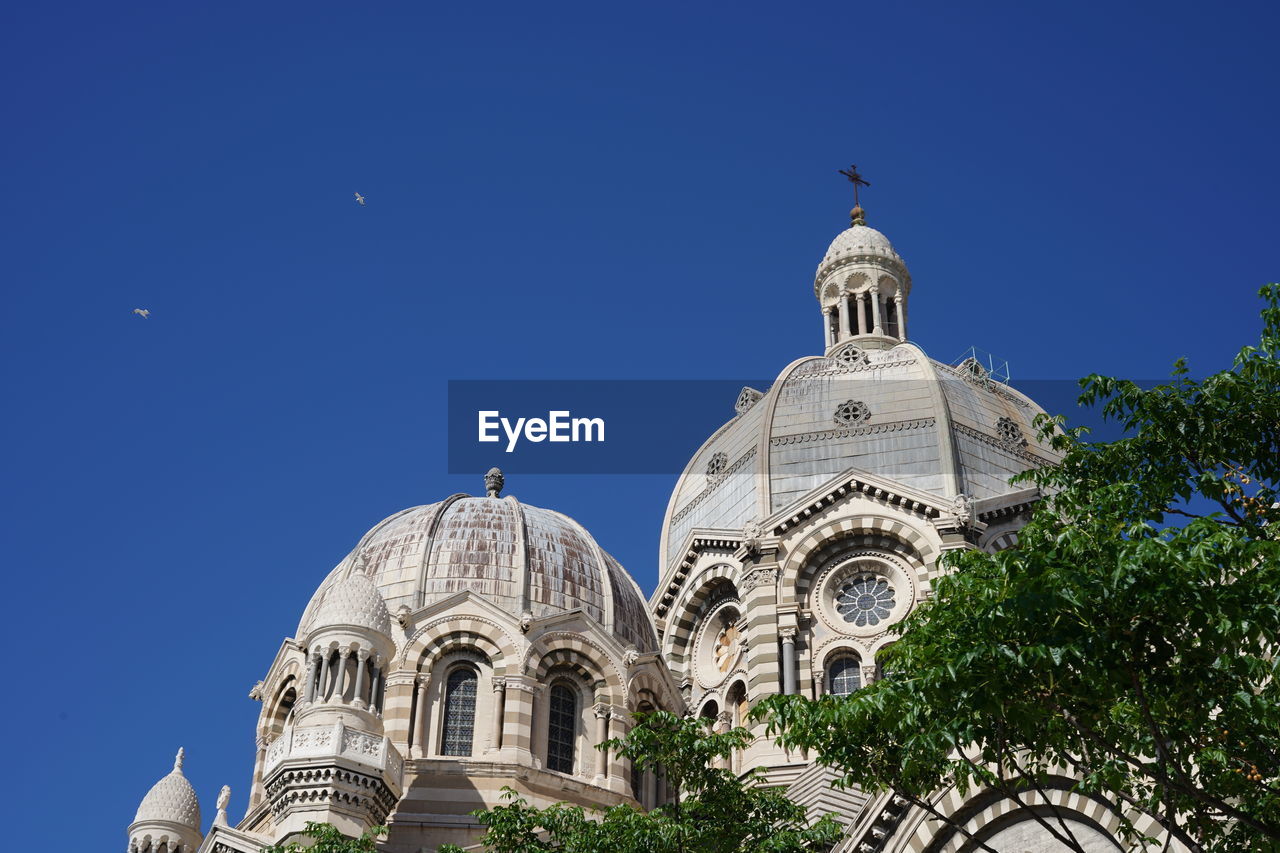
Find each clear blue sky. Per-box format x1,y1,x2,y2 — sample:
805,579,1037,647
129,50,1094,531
1,1,1276,846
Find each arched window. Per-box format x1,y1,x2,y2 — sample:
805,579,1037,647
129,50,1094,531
884,299,899,338
547,682,578,773
828,655,862,696
441,667,478,756
876,644,898,682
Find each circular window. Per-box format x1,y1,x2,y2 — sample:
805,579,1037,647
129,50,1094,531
832,344,869,368
834,400,871,426
813,553,915,637
835,575,895,627
996,416,1025,447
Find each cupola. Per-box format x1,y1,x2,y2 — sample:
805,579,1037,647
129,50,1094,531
814,168,912,351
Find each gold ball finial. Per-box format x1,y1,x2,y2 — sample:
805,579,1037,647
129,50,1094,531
850,205,867,226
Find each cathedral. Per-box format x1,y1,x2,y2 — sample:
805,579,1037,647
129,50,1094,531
126,197,1162,852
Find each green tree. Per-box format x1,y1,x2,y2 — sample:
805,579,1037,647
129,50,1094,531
263,822,386,853
440,710,839,853
758,286,1280,853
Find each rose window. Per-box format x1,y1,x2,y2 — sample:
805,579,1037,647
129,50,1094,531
706,452,728,477
835,575,895,627
996,417,1025,447
834,400,871,426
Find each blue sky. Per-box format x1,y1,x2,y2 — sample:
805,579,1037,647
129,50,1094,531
1,1,1276,847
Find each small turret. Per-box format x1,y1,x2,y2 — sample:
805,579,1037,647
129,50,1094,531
127,748,204,853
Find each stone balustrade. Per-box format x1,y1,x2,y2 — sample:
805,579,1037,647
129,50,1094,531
264,719,403,783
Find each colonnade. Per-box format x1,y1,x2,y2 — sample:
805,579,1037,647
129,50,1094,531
824,287,907,348
302,644,386,713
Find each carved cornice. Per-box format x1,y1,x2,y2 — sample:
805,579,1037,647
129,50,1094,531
772,476,943,536
951,422,1056,467
769,417,935,447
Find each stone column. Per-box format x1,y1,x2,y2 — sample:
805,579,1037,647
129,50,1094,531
249,733,268,809
303,650,321,704
716,710,733,770
594,705,610,779
612,709,632,797
856,292,867,335
491,679,507,750
838,293,851,340
318,649,333,701
412,675,430,758
870,286,883,335
337,648,352,702
353,649,370,709
369,658,383,714
823,310,834,348
895,294,907,340
780,628,798,695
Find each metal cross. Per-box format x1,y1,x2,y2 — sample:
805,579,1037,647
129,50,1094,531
838,165,870,207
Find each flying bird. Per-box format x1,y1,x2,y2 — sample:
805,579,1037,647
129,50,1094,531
354,192,366,206
133,308,150,318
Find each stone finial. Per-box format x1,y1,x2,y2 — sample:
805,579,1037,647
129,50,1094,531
174,747,185,771
214,785,231,825
485,467,505,498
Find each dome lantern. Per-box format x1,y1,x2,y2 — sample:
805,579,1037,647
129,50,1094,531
816,167,912,352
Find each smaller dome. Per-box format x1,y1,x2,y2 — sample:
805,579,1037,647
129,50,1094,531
133,749,201,829
820,224,900,266
310,571,393,638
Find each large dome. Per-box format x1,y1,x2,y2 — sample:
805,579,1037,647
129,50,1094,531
300,493,658,652
659,343,1062,573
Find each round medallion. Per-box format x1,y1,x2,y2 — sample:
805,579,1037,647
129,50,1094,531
812,553,915,638
693,600,744,688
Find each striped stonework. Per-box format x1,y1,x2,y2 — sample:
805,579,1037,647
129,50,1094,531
661,562,740,674
625,669,679,713
501,674,540,756
741,557,782,718
903,783,1130,853
780,514,938,606
381,670,418,748
399,615,519,676
791,530,928,610
980,528,1019,553
526,633,624,705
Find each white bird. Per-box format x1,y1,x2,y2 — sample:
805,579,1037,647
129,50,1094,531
133,308,150,318
354,192,366,206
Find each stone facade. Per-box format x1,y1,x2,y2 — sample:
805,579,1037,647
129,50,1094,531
126,205,1182,853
